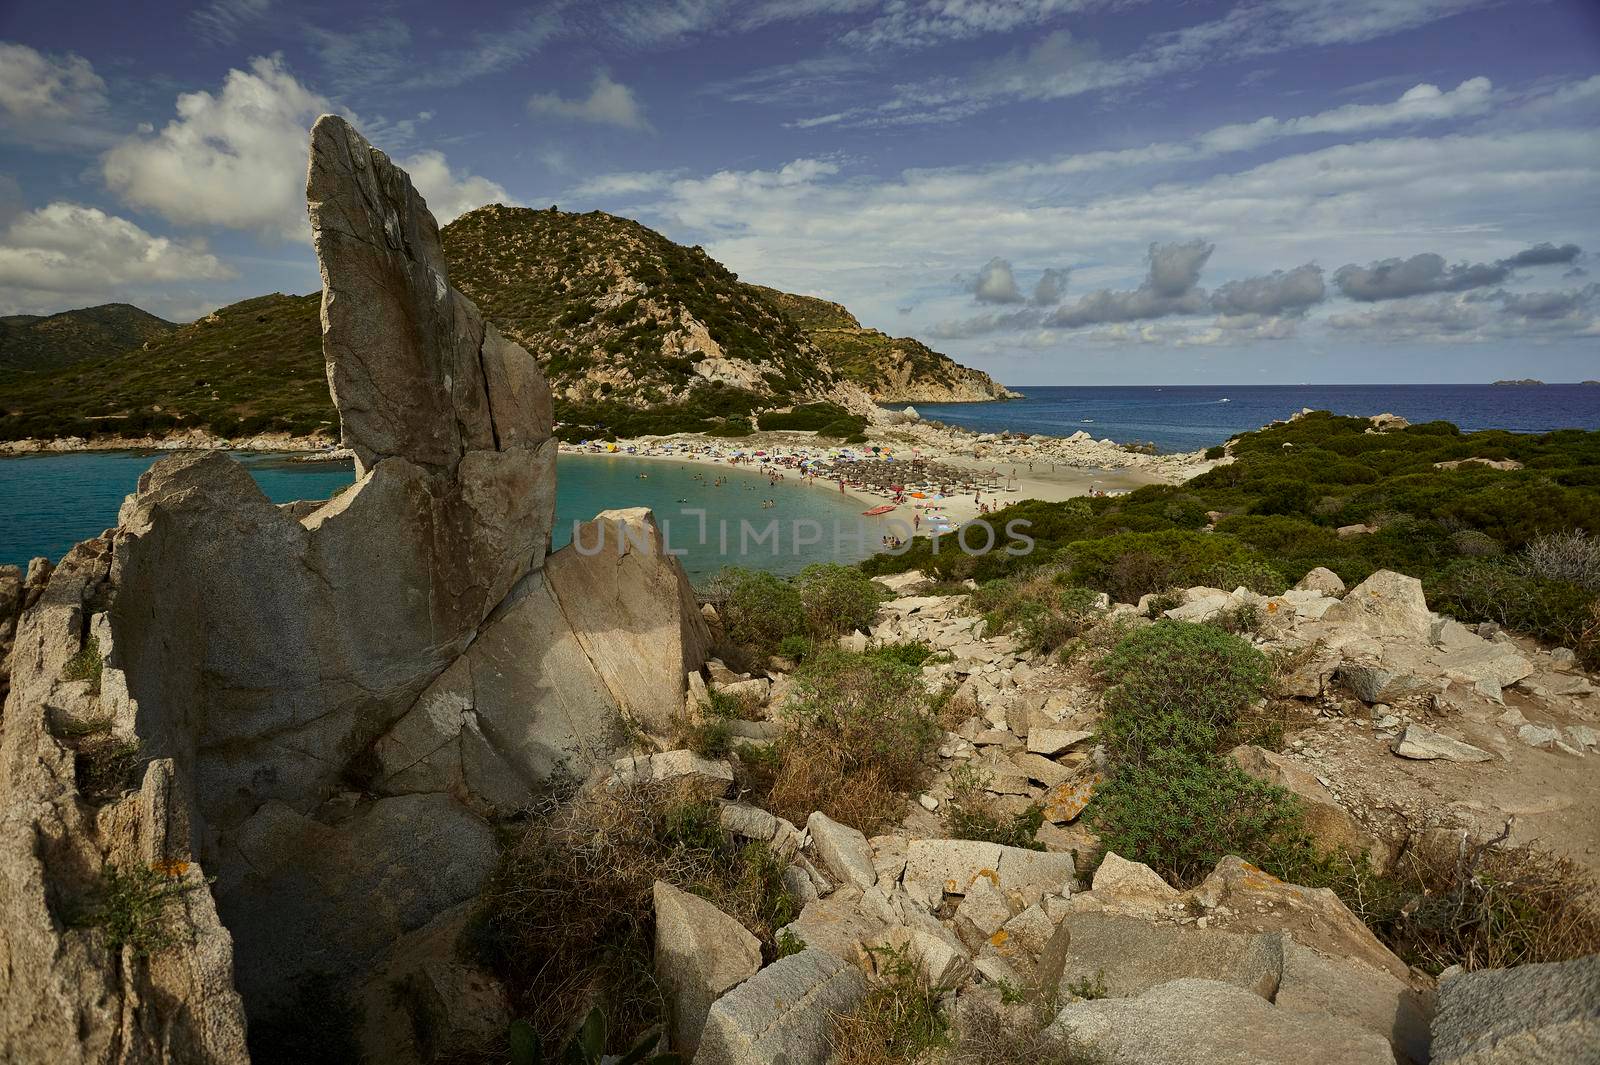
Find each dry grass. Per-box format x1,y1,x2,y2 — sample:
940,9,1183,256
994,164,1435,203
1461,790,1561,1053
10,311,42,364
758,648,940,835
1292,824,1600,974
829,947,948,1065
479,780,798,1052
945,1006,1104,1065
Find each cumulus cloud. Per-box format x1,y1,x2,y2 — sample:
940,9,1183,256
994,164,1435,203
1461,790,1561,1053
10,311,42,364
1332,253,1510,301
0,201,234,314
1047,241,1214,328
973,257,1023,303
1210,263,1325,316
1502,242,1581,267
398,150,511,224
1032,268,1068,306
528,72,651,131
1333,242,1585,302
0,42,112,149
1328,285,1599,342
103,56,511,240
929,308,1043,339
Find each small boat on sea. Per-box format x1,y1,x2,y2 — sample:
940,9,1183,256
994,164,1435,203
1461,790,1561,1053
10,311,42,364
862,504,896,516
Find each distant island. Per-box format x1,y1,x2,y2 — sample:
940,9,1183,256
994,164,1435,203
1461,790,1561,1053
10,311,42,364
1492,378,1546,386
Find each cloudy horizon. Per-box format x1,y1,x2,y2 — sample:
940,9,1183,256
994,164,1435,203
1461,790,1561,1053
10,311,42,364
1,0,1597,384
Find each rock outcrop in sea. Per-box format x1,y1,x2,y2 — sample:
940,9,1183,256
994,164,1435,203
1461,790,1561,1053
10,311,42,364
0,115,708,1061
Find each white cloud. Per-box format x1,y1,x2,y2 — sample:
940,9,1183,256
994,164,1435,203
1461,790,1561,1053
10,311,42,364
842,0,1125,51
0,42,112,149
103,56,512,240
191,0,272,46
102,55,329,240
399,150,513,224
1197,77,1493,153
0,201,234,314
803,0,1502,127
973,257,1023,303
528,72,651,131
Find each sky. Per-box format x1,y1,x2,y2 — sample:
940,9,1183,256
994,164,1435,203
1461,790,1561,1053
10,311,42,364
1,0,1598,385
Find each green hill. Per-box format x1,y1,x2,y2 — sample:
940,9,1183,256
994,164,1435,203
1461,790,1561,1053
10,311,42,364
752,287,1017,403
0,293,331,441
0,303,175,372
0,206,1009,443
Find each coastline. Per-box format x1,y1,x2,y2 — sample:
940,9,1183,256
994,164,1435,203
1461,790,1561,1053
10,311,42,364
1,414,1215,532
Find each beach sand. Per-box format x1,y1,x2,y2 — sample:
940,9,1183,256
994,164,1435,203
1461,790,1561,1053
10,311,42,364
558,429,1175,530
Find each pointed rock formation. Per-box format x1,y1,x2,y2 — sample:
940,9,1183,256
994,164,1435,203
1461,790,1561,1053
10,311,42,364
0,115,708,1061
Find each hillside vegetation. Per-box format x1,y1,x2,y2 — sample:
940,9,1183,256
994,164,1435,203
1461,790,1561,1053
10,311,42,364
1,303,174,372
753,286,1016,402
0,293,331,441
0,206,1015,444
866,412,1600,662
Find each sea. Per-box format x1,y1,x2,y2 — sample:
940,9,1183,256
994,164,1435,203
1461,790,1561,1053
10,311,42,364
0,451,888,583
5,383,1598,578
909,383,1600,453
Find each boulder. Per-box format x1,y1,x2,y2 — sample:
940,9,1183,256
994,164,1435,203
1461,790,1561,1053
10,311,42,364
1339,660,1433,704
545,509,712,733
1089,852,1181,909
1431,954,1600,1065
694,948,866,1065
215,793,499,1011
1391,724,1493,763
653,881,762,1055
1294,567,1346,597
872,570,931,595
901,839,1075,909
806,811,877,891
1322,570,1433,642
1046,911,1285,1000
1044,978,1395,1064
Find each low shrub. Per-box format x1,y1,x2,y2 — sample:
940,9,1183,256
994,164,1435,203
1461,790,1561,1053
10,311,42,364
795,563,883,639
76,861,205,957
943,765,1044,851
1286,830,1600,975
972,569,1105,652
1096,621,1272,764
1086,751,1309,888
1434,559,1597,666
764,649,940,833
830,946,948,1065
713,567,805,657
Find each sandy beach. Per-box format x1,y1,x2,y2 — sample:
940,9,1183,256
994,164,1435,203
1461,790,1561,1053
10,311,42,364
558,421,1202,529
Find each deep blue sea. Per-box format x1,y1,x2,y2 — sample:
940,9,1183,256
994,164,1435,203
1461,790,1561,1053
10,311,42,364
0,451,885,582
910,383,1600,453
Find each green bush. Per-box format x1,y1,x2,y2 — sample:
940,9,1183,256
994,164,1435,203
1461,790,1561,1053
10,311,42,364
972,570,1105,652
1434,559,1597,667
794,563,882,639
713,568,805,656
1087,751,1308,887
1097,621,1271,764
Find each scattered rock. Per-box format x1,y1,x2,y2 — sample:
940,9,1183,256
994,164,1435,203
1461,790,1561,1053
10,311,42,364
609,750,734,798
695,948,866,1065
1294,567,1346,597
653,881,762,1055
1390,724,1493,763
806,811,877,891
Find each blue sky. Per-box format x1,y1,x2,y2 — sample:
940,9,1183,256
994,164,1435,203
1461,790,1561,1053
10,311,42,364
1,0,1597,384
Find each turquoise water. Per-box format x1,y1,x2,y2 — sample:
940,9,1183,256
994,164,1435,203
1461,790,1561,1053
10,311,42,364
0,450,887,583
